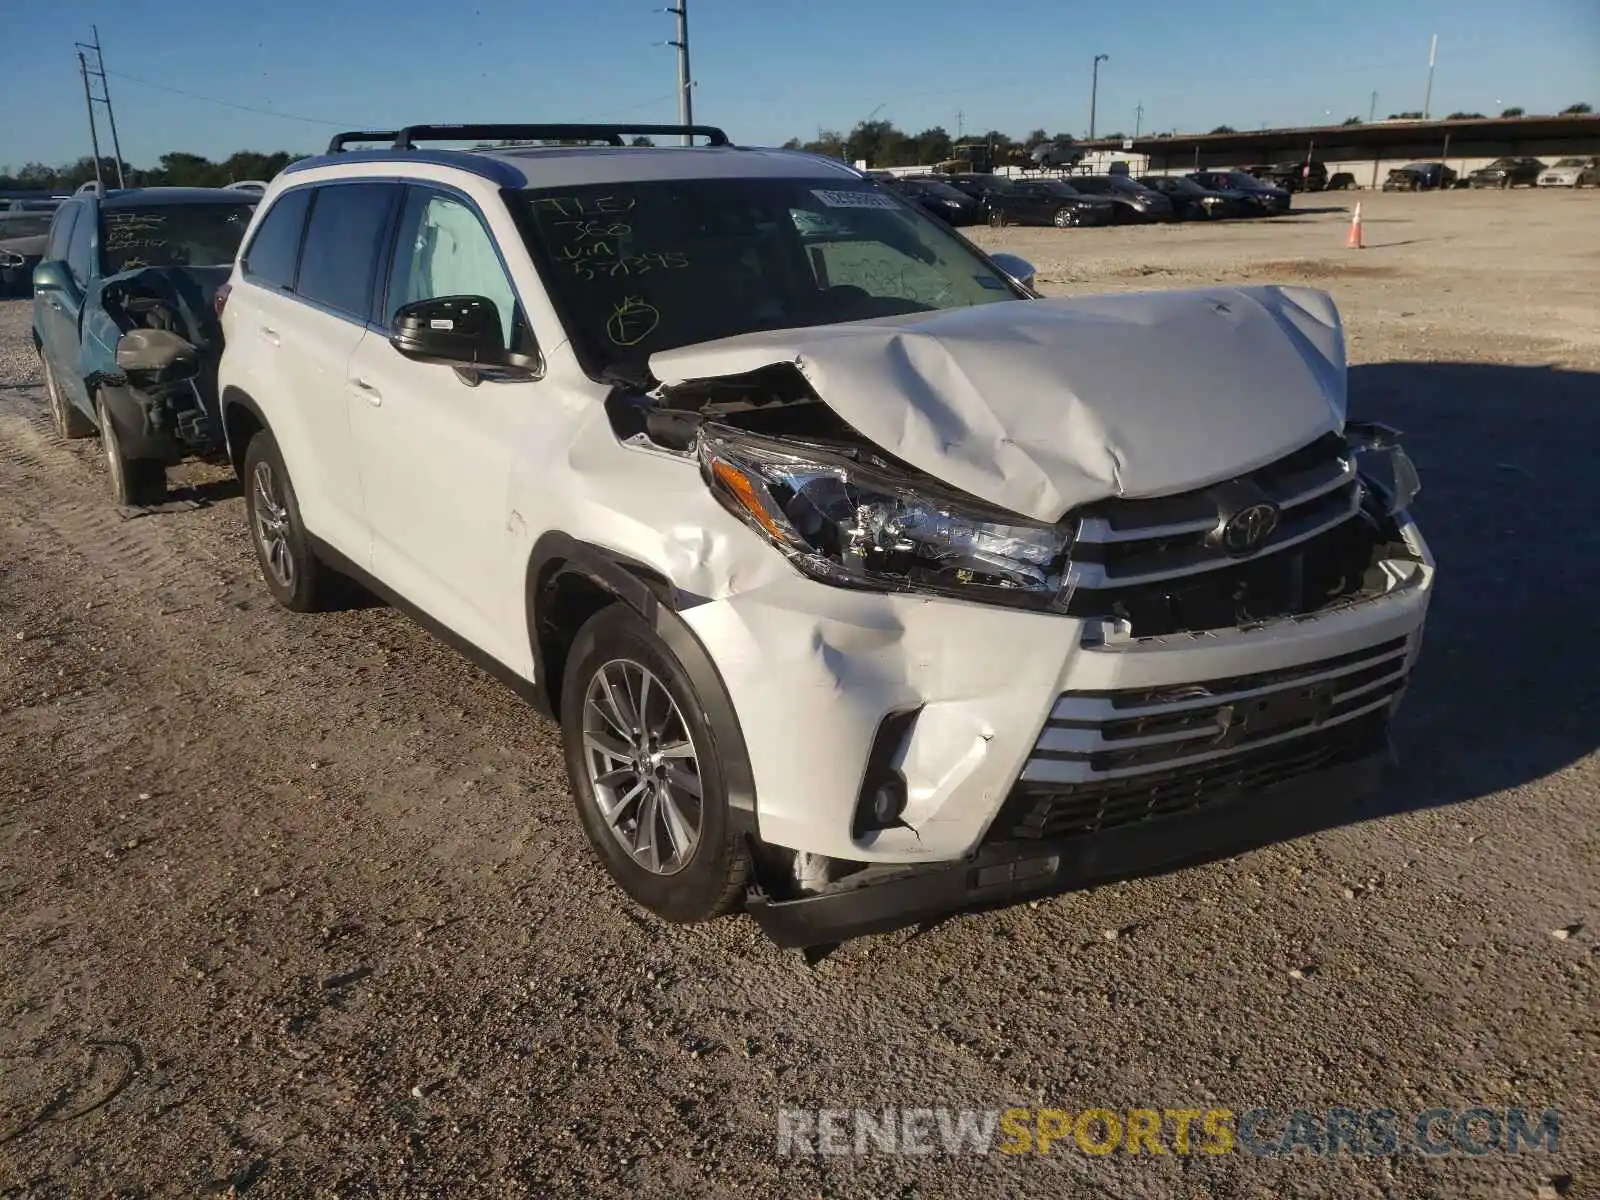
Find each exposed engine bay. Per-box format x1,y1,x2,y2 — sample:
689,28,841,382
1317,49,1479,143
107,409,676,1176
607,362,1426,641
92,266,228,455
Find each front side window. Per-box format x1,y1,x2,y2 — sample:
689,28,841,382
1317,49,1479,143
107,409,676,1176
66,205,95,286
296,183,397,318
386,188,525,349
511,178,1019,377
100,202,257,274
45,204,79,262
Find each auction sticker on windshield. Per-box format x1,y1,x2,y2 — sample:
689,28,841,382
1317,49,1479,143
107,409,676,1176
812,189,901,209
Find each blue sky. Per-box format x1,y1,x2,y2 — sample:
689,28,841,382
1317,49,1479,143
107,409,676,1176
4,0,1597,169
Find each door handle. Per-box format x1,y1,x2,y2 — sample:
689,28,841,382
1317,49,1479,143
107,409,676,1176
351,378,382,407
259,326,281,347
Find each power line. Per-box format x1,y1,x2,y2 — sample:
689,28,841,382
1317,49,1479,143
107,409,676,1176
104,70,360,127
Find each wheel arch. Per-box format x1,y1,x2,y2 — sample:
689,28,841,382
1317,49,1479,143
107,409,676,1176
219,385,268,476
525,532,758,827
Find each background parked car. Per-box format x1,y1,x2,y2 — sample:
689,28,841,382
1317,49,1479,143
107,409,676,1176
1066,175,1176,222
985,178,1116,227
1027,139,1083,170
1137,175,1244,219
1537,156,1600,187
933,171,1024,215
880,176,984,225
31,187,259,504
1467,157,1547,188
1382,162,1457,191
1327,171,1358,190
0,211,54,294
1187,170,1292,214
1247,160,1328,192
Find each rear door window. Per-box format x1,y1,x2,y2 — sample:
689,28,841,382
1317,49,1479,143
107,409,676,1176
296,183,399,320
242,187,312,289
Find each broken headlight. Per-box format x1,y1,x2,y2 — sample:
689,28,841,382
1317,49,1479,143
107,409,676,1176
699,428,1072,609
1346,420,1421,515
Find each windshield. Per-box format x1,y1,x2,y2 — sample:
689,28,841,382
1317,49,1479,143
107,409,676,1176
511,178,1018,376
915,180,970,202
1036,181,1082,197
99,201,257,273
0,214,52,239
1553,158,1586,168
1068,177,1113,194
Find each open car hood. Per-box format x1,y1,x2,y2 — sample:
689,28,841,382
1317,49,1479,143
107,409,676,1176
649,285,1347,522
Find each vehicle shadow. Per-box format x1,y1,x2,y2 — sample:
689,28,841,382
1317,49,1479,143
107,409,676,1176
883,360,1600,950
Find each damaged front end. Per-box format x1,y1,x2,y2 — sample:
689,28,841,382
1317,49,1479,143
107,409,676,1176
86,267,230,460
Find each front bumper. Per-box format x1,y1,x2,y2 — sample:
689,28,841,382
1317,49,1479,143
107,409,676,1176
748,746,1387,946
681,524,1435,867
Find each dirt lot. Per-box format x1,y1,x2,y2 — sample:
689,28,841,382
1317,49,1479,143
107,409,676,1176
2,191,1597,1198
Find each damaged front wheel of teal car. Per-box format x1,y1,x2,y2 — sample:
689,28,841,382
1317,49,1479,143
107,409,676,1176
95,390,167,507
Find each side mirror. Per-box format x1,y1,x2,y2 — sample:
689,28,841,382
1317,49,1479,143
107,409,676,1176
989,252,1037,293
33,259,71,294
390,295,510,367
116,327,200,383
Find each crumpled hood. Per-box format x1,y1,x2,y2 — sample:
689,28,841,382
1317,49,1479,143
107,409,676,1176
650,285,1347,522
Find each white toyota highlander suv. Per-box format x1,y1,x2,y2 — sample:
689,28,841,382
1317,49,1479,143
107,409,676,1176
215,123,1436,946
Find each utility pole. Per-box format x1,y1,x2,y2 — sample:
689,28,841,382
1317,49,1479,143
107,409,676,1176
1422,34,1438,120
74,26,127,188
956,110,964,138
1134,102,1144,138
1089,53,1109,140
1369,90,1378,123
663,1,693,144
76,51,106,190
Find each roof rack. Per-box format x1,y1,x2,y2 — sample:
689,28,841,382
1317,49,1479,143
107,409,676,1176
326,130,401,153
386,123,731,150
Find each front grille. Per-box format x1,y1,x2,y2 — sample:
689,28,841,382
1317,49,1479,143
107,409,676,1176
1020,635,1408,787
990,710,1389,842
1061,432,1397,636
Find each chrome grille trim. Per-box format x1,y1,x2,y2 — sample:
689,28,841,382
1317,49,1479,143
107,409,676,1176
1019,638,1411,786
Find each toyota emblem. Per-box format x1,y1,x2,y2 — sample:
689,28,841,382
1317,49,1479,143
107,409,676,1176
1219,502,1281,555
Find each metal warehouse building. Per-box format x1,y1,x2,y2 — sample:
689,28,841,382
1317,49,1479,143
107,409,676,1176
1074,114,1600,188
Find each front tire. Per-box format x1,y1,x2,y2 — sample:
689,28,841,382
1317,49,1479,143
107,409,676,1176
561,604,749,925
43,357,94,439
1051,207,1075,228
987,209,1006,227
241,429,336,612
95,390,166,507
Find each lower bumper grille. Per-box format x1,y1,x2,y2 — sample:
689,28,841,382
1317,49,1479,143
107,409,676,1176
990,709,1390,843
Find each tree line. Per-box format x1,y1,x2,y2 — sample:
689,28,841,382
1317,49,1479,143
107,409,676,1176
0,150,305,193
4,101,1592,188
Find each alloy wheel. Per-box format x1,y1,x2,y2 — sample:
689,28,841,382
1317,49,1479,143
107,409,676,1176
251,460,295,590
581,659,703,875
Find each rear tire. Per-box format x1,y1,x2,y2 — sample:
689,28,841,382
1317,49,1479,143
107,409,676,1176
95,390,166,507
241,429,336,612
43,358,94,439
561,604,749,925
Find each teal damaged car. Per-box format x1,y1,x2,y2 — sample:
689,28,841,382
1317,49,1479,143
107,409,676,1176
32,186,258,505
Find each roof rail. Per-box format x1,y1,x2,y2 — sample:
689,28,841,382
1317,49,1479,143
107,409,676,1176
326,130,401,153
387,123,731,150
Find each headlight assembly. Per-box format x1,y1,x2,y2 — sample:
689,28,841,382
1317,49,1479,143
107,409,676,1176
698,427,1073,610
1346,420,1421,515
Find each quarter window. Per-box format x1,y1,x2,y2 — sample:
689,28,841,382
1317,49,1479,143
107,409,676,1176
241,188,312,288
45,204,79,262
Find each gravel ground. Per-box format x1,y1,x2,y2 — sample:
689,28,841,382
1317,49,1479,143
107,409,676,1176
1,191,1597,1199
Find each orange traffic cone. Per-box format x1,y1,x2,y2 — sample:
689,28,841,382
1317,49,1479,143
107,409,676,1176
1346,202,1365,249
